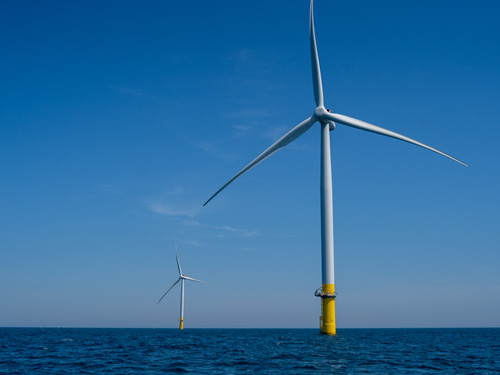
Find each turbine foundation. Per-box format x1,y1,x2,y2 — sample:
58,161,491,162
316,284,336,335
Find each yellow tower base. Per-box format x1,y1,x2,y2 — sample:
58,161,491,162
179,318,184,330
319,284,336,335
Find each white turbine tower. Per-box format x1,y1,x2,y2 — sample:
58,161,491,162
204,0,466,335
157,245,206,329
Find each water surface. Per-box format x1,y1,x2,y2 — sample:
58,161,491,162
1,328,499,374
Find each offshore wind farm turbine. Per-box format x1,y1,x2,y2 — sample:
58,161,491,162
157,246,206,329
204,0,466,335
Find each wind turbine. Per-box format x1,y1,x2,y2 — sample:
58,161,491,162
157,245,206,329
203,0,466,335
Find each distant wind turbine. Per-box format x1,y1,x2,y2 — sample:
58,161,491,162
204,0,466,335
157,245,206,329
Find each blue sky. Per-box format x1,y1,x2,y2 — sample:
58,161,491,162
1,0,499,328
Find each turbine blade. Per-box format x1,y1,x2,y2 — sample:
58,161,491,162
157,278,180,304
183,276,208,284
175,244,182,276
323,112,467,166
203,117,317,206
310,0,323,107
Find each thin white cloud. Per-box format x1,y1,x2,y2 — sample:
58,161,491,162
192,141,220,154
184,220,259,238
264,125,289,141
182,240,203,247
233,125,252,132
148,202,199,218
232,124,253,138
145,196,258,238
226,109,270,119
191,140,237,160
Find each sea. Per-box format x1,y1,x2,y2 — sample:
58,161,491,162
1,328,499,374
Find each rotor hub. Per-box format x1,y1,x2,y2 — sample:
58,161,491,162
314,106,329,123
